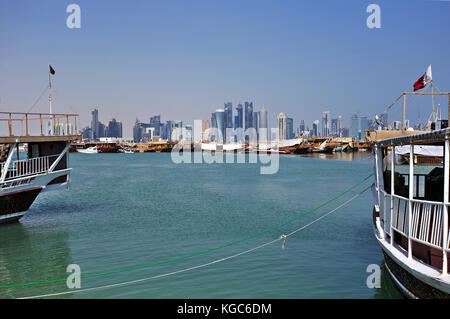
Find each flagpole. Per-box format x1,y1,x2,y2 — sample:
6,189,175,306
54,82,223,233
48,68,53,135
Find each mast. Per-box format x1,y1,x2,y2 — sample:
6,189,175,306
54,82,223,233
431,81,436,124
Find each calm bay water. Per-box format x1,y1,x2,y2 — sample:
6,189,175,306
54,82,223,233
0,152,403,299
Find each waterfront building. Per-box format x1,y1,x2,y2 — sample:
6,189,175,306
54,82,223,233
81,126,93,139
91,108,100,139
331,118,338,137
342,127,350,137
299,120,305,133
165,120,174,141
235,104,243,129
312,120,319,137
224,102,233,132
286,117,294,139
259,107,268,142
337,116,343,137
215,109,225,142
253,111,259,138
211,112,217,130
97,122,106,138
360,116,369,140
351,114,359,139
106,118,123,138
277,112,287,140
149,115,161,137
244,102,253,130
133,119,144,142
322,111,330,137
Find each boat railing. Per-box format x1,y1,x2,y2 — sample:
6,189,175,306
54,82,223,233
0,154,59,180
0,112,79,137
379,187,449,265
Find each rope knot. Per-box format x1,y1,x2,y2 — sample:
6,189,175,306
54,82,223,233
280,234,287,249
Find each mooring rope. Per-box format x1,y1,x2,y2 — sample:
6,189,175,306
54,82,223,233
19,184,371,299
0,174,373,290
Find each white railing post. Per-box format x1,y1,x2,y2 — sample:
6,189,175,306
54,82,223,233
0,143,17,183
443,139,449,275
374,145,381,210
408,143,414,259
391,145,395,245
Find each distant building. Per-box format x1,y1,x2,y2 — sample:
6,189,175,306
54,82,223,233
258,107,268,142
360,116,369,140
133,119,144,142
244,102,253,130
277,112,287,140
224,102,233,132
253,111,259,138
351,115,359,139
312,120,319,137
337,116,343,137
215,109,225,142
106,118,123,138
299,120,305,134
331,118,338,136
286,117,294,139
322,111,330,137
235,104,243,129
342,127,349,137
149,115,161,137
91,108,99,139
81,126,93,139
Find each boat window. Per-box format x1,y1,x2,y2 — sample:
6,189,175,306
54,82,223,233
383,144,444,201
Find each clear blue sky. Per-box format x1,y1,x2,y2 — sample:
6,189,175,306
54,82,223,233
1,0,449,137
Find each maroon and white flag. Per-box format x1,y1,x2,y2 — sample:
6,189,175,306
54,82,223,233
413,65,432,91
49,65,56,75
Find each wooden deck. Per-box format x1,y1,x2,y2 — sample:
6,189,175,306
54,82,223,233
0,135,81,144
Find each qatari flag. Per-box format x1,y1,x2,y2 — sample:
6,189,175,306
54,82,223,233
49,65,56,75
413,65,432,91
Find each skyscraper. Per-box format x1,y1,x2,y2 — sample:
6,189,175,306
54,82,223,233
322,111,330,137
337,116,343,137
150,115,161,136
244,102,253,130
91,108,99,139
351,114,359,139
331,118,338,136
253,111,259,137
211,112,217,129
106,118,123,138
312,120,319,137
215,109,225,142
235,104,243,129
224,102,233,132
299,120,305,133
277,112,287,140
360,116,369,140
286,117,294,139
258,107,268,142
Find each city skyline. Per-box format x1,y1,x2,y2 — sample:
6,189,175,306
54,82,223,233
91,100,381,142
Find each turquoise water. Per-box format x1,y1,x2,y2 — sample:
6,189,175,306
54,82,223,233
0,152,403,298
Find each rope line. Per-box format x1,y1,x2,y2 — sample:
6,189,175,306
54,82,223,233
19,185,371,299
0,174,373,290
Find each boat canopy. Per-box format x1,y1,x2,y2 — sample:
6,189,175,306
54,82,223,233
395,145,443,157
